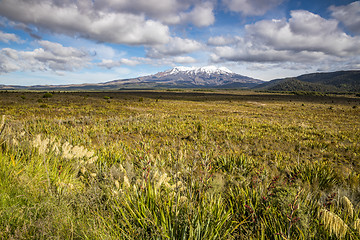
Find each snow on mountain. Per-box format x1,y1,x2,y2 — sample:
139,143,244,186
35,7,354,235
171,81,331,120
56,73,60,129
132,65,264,87
0,66,263,90
165,66,233,75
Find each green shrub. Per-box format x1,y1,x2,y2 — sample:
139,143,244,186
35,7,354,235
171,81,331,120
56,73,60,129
43,92,53,98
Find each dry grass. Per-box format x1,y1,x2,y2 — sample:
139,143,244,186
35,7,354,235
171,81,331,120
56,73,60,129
0,90,359,239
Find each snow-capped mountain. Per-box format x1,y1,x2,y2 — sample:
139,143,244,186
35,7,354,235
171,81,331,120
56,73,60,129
165,66,233,75
0,66,264,90
120,66,263,88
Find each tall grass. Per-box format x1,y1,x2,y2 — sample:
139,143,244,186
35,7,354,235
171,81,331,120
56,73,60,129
0,91,359,239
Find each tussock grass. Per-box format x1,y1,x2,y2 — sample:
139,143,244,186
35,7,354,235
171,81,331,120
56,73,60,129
0,91,359,239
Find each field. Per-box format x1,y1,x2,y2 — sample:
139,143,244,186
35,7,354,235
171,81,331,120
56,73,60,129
0,90,360,239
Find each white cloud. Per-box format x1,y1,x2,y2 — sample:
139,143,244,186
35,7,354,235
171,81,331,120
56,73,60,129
0,30,22,43
0,56,21,73
246,11,360,57
0,40,91,73
179,2,215,27
330,1,360,34
146,37,203,58
95,0,215,27
0,0,216,47
39,40,88,59
289,11,339,35
210,10,360,65
212,45,329,63
223,0,283,16
0,0,170,45
94,0,184,22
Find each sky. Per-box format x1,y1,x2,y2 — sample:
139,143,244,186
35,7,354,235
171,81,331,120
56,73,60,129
0,0,360,85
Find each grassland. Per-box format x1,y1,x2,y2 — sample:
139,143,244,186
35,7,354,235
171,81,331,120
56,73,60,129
0,90,359,239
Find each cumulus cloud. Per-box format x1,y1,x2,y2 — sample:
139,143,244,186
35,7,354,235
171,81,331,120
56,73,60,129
94,0,186,23
0,40,91,73
246,11,360,57
146,37,203,58
179,2,215,27
0,0,216,47
330,1,360,34
210,10,360,64
95,0,215,27
223,0,284,16
0,30,22,43
211,45,329,63
0,0,170,45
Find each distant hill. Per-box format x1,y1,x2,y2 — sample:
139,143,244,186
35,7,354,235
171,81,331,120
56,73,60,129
255,70,360,92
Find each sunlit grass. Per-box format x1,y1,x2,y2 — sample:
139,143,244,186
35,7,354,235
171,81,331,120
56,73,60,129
0,90,359,239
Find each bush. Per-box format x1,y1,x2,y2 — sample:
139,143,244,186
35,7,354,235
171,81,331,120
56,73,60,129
43,92,53,98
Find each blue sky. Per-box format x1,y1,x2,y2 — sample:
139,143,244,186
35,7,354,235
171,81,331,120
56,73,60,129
0,0,359,85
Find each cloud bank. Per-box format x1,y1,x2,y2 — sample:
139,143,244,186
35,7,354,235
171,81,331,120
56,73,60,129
210,10,360,65
0,40,91,73
0,0,170,45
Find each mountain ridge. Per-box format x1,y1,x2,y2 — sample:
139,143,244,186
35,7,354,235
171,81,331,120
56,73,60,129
254,70,360,92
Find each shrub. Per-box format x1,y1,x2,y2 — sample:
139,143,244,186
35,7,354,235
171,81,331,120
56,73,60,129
43,92,53,98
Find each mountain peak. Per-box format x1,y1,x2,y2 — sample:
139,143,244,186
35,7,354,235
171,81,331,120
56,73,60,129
166,66,233,75
145,65,262,87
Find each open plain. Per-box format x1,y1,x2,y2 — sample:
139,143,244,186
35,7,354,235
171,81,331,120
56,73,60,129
0,90,360,239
